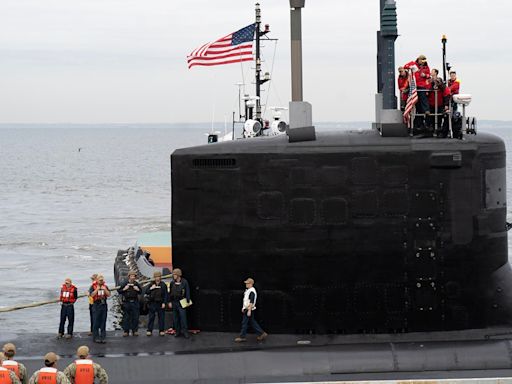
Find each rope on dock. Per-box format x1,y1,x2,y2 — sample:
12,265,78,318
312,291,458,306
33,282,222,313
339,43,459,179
0,274,174,313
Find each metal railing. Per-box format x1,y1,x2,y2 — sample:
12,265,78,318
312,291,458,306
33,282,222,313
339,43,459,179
405,88,476,138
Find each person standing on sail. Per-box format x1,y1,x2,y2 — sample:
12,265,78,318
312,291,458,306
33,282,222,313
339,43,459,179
397,66,409,111
234,278,268,342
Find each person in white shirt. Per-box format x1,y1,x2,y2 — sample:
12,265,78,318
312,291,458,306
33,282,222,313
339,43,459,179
234,278,268,342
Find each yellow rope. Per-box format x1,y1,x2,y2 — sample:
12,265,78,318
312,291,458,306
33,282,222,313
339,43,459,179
0,274,174,313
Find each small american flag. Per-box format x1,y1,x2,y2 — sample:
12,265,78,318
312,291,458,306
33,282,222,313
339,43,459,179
187,24,256,69
403,70,418,126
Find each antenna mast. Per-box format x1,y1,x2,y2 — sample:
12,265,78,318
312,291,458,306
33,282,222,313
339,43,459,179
255,3,269,122
374,0,406,136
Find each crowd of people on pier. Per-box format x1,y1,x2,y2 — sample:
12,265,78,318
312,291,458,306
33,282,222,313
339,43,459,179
398,54,461,137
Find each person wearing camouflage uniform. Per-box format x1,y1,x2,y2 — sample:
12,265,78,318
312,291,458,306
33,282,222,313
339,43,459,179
63,346,108,384
0,352,21,384
28,352,70,384
1,343,27,384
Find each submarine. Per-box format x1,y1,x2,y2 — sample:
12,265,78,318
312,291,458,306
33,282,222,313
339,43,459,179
171,0,512,335
6,1,512,383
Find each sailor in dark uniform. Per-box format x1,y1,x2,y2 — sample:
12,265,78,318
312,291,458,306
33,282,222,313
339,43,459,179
145,271,168,336
169,268,191,338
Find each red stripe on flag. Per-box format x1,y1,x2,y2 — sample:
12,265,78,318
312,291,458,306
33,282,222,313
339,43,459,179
188,57,253,69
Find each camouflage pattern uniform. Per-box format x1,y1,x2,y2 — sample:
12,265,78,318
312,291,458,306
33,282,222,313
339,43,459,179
2,361,28,384
63,361,108,384
28,370,70,384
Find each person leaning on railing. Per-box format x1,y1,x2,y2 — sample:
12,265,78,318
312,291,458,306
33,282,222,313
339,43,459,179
428,77,451,135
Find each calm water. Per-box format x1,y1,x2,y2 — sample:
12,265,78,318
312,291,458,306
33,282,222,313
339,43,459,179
0,123,511,333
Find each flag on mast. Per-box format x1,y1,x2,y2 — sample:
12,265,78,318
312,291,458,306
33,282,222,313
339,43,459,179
187,24,256,69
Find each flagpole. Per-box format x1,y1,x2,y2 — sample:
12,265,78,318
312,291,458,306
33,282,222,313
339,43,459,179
255,3,262,121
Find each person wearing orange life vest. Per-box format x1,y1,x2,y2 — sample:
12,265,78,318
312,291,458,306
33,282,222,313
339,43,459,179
58,278,77,339
0,353,21,384
28,353,70,384
89,275,110,344
63,346,108,384
2,344,27,384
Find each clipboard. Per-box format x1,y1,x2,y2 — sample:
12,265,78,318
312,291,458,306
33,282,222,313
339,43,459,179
180,298,192,308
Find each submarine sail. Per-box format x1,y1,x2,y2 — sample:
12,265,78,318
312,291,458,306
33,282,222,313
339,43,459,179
170,0,512,334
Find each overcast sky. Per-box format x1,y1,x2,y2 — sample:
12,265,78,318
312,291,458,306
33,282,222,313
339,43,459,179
0,0,511,124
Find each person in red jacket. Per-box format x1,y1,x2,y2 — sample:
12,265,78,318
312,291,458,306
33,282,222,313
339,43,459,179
448,70,460,111
58,278,78,339
397,66,409,111
428,78,451,134
404,55,431,127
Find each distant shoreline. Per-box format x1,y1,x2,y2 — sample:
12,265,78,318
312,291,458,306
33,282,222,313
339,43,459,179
0,121,510,129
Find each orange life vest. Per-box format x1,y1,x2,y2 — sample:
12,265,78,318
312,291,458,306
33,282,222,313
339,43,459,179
74,359,94,384
1,360,19,379
37,367,57,384
60,284,77,304
91,282,108,302
0,367,13,384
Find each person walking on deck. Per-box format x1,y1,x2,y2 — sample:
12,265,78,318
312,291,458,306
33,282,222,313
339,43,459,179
235,278,268,342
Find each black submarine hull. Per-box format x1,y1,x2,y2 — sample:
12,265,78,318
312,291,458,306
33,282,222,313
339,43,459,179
9,329,512,384
171,130,512,334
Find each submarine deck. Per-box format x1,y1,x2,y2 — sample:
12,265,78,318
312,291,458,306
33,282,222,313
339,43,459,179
5,328,512,383
174,130,504,155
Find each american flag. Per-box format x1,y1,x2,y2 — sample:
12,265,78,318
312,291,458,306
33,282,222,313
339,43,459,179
403,70,418,126
187,24,256,69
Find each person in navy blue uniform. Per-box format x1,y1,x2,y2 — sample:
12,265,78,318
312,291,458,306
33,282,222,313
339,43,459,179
119,270,142,337
169,268,191,338
145,270,169,336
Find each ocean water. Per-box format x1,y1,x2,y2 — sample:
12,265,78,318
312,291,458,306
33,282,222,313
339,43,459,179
0,123,511,334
